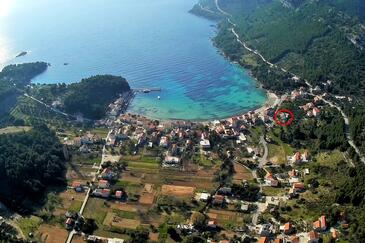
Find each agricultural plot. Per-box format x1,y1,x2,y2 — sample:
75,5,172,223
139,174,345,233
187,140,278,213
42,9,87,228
124,154,160,170
233,163,254,183
0,126,31,134
207,209,248,229
103,212,140,229
38,225,68,243
161,185,195,197
267,130,294,164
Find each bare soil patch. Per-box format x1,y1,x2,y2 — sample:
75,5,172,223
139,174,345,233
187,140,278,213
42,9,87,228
38,225,68,243
161,185,195,197
233,163,253,183
104,212,140,229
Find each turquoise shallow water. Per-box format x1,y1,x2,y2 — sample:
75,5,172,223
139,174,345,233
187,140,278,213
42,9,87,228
0,0,266,120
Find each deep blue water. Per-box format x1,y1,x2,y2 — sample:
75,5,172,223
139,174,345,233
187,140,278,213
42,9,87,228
0,0,266,120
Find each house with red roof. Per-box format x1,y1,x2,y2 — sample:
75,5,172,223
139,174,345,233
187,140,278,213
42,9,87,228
290,235,299,243
98,180,110,189
313,215,327,231
115,190,123,199
212,195,225,206
101,189,110,198
265,173,279,187
293,182,305,192
72,181,84,192
313,107,321,117
308,230,320,243
274,238,283,243
280,222,293,234
207,220,217,229
258,237,269,243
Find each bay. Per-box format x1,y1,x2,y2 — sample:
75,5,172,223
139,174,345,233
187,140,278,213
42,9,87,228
0,0,266,120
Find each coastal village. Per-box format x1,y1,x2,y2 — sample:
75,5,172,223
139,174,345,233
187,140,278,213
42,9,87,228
2,0,365,242
30,79,350,243
0,62,355,243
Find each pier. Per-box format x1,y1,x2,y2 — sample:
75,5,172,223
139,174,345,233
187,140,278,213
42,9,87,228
133,87,162,93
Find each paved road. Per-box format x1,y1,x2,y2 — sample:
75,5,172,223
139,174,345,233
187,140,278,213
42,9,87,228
259,135,268,168
65,133,111,243
23,93,71,118
319,96,365,164
198,3,216,14
214,0,231,16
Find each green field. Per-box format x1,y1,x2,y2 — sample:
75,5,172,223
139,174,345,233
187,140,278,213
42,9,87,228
0,126,31,134
268,129,294,164
83,198,108,225
114,210,137,220
17,216,43,239
315,150,344,168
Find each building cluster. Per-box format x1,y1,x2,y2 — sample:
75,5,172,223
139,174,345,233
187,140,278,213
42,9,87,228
212,109,274,139
91,168,124,200
65,211,85,231
64,131,102,154
87,235,124,243
255,213,343,243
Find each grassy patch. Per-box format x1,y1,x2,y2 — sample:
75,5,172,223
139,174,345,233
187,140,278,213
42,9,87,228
268,129,294,164
69,200,83,212
262,186,287,196
83,198,108,225
72,154,101,165
114,180,142,194
114,210,136,219
128,161,159,169
91,128,109,138
0,126,31,134
17,216,42,238
315,150,344,168
249,126,264,144
124,155,160,164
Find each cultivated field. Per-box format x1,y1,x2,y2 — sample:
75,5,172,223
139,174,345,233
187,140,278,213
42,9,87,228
161,185,195,197
233,163,254,183
0,126,31,134
38,225,68,243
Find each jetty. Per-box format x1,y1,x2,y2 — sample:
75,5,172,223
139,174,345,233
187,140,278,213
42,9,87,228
133,87,161,93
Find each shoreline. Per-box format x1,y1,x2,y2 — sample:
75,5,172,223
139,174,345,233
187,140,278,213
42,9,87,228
124,8,277,124
124,90,279,125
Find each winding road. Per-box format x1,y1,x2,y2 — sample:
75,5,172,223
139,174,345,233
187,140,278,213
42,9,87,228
214,0,365,164
259,135,268,167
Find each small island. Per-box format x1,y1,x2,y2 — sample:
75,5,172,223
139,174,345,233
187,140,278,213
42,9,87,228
16,51,27,58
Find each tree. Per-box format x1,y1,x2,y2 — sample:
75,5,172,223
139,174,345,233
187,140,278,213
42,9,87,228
191,212,206,228
129,229,149,243
82,218,98,235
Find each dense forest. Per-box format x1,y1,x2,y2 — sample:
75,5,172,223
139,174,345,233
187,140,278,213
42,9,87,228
0,124,66,212
63,75,130,119
0,62,48,87
205,0,365,96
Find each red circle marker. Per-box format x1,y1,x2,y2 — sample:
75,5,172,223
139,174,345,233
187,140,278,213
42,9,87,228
274,109,294,126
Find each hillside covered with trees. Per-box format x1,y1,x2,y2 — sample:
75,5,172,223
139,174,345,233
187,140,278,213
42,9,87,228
29,75,131,120
63,75,130,119
0,124,66,212
193,1,365,241
201,0,365,96
0,62,48,119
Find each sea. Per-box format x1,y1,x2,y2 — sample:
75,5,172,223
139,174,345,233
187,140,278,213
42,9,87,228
0,0,266,120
